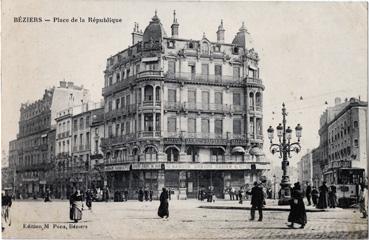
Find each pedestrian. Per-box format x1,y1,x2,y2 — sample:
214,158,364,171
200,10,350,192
328,185,337,208
85,189,92,210
44,188,51,202
149,189,153,201
104,187,110,202
316,182,329,209
69,189,84,223
144,187,149,201
123,189,129,201
311,187,319,206
246,182,264,221
305,182,312,206
168,188,172,201
158,188,169,220
287,182,307,229
359,184,368,218
2,190,12,232
138,188,144,202
230,187,235,201
238,189,243,204
198,189,203,200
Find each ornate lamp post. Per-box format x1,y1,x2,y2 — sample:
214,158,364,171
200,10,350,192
267,103,302,205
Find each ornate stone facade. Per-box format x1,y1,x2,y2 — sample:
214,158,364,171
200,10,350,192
101,12,269,199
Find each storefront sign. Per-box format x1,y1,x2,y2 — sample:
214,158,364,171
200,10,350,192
131,163,161,170
164,163,252,170
104,164,130,172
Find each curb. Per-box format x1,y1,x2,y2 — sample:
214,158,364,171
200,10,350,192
198,205,327,212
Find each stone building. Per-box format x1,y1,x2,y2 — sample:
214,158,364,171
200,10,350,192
316,97,367,187
297,150,313,186
15,81,90,197
54,102,102,198
100,12,269,199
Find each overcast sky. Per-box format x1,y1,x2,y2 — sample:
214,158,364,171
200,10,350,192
2,1,367,169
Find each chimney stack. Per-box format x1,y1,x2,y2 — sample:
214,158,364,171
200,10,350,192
334,97,342,105
132,22,143,45
171,10,179,38
216,19,225,43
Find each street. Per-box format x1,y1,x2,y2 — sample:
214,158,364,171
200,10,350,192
2,199,368,239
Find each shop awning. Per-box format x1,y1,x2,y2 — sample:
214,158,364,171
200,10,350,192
249,147,265,156
231,146,246,154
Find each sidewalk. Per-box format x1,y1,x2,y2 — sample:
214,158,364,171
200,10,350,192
198,199,343,212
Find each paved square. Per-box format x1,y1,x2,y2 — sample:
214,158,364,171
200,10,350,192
2,199,368,239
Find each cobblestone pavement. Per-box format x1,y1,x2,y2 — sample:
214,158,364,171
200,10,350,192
2,199,368,239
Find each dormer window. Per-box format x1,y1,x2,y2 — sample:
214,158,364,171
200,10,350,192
201,42,209,54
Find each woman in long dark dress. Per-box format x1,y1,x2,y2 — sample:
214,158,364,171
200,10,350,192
158,188,169,220
288,182,307,229
317,182,329,209
69,190,83,223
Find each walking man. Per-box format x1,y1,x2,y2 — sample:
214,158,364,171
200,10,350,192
305,182,312,206
247,182,265,221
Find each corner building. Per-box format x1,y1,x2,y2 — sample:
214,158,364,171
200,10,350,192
101,12,269,199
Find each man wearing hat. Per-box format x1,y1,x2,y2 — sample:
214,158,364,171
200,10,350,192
246,181,265,221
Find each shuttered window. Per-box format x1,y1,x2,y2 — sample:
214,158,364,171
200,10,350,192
215,119,223,134
168,89,176,102
201,119,209,133
233,119,242,135
168,117,176,132
188,118,196,133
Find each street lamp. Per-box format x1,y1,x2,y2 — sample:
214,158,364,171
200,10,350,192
267,103,302,205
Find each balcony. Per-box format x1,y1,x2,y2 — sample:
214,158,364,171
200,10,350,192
164,101,182,111
137,70,164,78
140,131,161,138
164,101,241,114
165,72,243,85
249,105,263,112
163,132,247,146
105,104,138,120
103,71,164,96
245,77,265,90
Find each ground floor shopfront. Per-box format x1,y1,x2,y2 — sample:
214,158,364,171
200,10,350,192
105,162,269,200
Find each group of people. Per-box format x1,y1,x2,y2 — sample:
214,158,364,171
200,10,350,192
246,181,307,228
198,186,216,202
137,188,154,202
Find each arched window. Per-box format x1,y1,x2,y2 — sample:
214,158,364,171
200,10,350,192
166,147,179,162
249,92,255,108
255,92,261,106
144,85,153,102
145,146,158,162
155,86,161,102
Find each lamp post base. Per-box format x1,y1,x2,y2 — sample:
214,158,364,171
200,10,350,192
278,197,291,205
278,181,292,205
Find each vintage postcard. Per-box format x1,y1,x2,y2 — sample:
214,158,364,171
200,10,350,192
1,0,368,239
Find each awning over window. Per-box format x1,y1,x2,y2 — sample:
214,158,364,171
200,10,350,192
231,146,246,154
249,147,265,156
41,134,48,138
